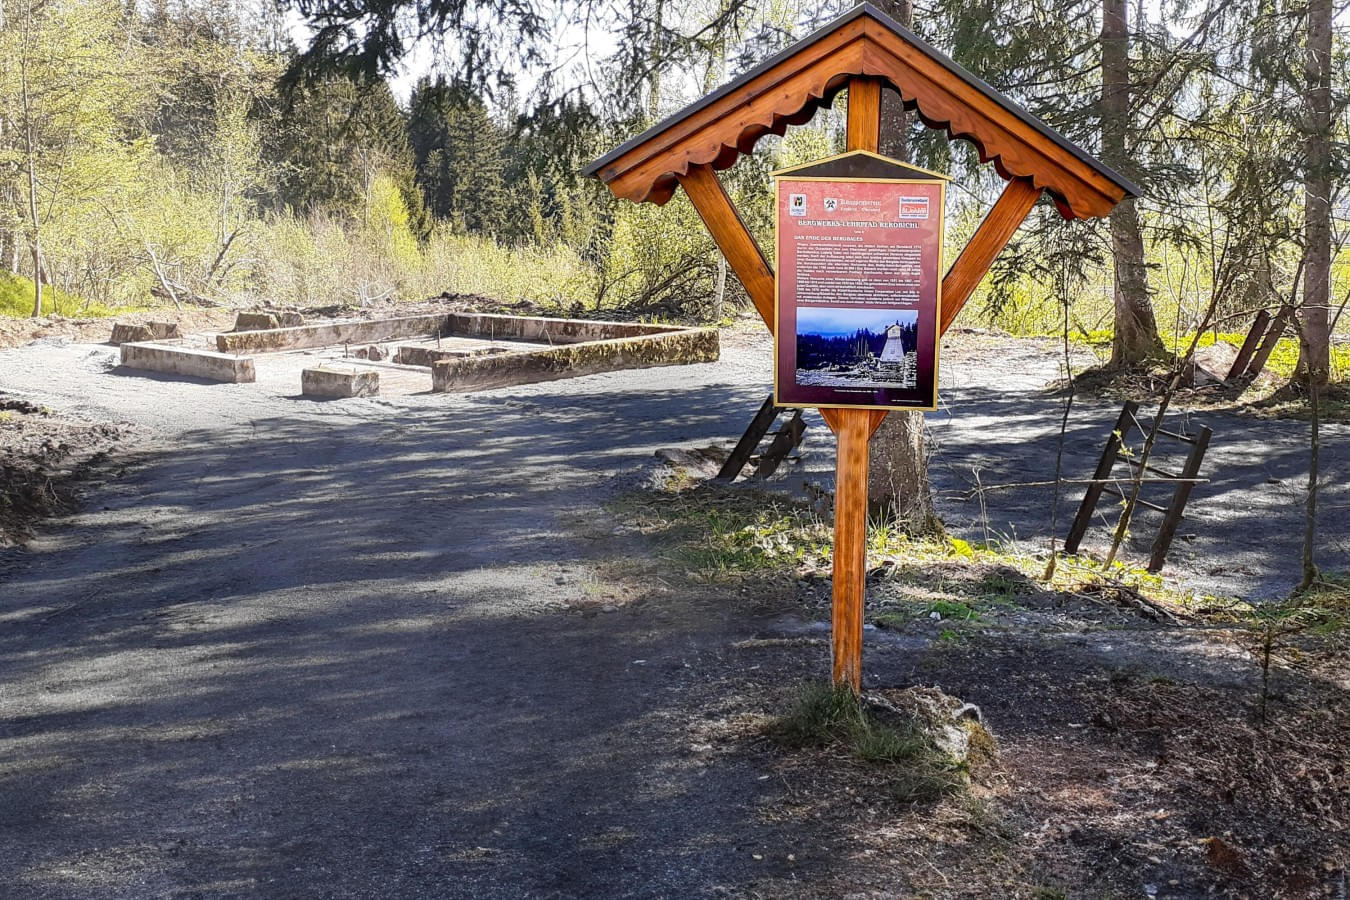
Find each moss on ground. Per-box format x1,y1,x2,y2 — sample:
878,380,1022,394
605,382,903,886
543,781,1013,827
612,482,1217,619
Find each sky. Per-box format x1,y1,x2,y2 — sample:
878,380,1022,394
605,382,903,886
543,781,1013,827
797,307,917,337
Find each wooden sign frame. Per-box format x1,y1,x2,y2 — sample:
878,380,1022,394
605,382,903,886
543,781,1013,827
585,2,1137,691
772,152,947,412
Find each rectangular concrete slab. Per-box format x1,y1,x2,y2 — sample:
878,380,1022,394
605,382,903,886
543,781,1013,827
216,314,454,353
302,366,380,398
440,312,684,345
120,343,255,383
432,328,719,392
393,344,510,367
216,312,691,355
111,321,183,344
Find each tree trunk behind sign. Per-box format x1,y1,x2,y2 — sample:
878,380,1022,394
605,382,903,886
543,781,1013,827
1297,0,1332,388
867,0,942,534
1101,0,1165,366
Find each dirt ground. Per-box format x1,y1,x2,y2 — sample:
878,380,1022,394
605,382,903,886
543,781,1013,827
0,398,132,546
0,312,1345,897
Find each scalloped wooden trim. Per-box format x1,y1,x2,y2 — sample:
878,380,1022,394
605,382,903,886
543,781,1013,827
596,29,1123,219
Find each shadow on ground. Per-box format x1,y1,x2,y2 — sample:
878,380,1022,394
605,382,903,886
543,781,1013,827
0,369,1344,896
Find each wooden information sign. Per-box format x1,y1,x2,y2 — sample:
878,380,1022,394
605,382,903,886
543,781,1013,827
584,3,1139,692
774,151,947,412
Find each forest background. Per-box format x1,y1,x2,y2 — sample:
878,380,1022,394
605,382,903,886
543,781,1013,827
0,0,1346,384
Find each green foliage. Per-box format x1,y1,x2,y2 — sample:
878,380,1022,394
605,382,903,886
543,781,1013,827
0,273,126,317
0,0,1340,351
929,600,979,622
614,482,1217,621
948,537,977,559
771,682,867,749
613,486,831,580
416,230,597,307
0,0,158,312
268,77,422,220
1285,572,1350,635
599,194,721,317
249,208,599,310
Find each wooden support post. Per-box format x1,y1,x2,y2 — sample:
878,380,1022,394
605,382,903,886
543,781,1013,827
717,394,781,481
1063,400,1140,554
677,165,776,330
1226,309,1271,381
821,77,887,691
754,410,806,480
846,77,882,152
1244,307,1291,380
940,178,1042,334
1149,425,1212,572
831,407,871,690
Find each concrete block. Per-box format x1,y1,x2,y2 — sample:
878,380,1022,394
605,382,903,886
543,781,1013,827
394,345,510,367
234,311,281,331
145,321,181,339
216,312,691,355
441,312,683,345
394,345,465,367
432,328,719,393
302,366,379,398
120,343,255,383
110,323,153,344
217,314,454,353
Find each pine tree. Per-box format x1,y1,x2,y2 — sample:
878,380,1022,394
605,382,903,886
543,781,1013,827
408,78,507,235
269,75,427,236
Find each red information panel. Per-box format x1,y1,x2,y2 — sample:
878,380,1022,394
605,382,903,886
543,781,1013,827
774,176,944,410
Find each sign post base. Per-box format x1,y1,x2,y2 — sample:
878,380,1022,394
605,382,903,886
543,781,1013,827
830,407,872,691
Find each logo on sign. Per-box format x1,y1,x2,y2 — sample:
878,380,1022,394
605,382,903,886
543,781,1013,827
789,193,807,216
823,197,839,213
899,196,930,219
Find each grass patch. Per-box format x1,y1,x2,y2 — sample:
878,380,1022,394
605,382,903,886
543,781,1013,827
613,486,830,580
614,482,1221,619
929,599,979,621
0,273,135,319
1053,327,1350,381
769,682,964,803
1246,380,1350,423
1280,573,1350,635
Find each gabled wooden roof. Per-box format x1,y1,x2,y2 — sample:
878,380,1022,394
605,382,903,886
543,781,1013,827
772,149,950,181
583,3,1138,220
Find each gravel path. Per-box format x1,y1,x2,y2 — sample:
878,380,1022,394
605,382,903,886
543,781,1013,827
0,325,1343,896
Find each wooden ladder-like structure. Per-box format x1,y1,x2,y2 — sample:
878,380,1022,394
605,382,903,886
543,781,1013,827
716,395,807,481
1064,400,1213,572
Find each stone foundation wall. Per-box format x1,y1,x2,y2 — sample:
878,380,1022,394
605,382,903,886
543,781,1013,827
431,329,718,393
